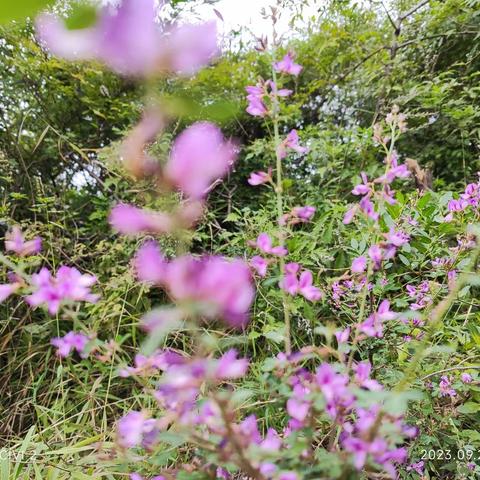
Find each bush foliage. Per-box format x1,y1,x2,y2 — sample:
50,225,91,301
1,0,480,479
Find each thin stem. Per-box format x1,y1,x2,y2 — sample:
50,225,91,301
215,395,266,480
271,62,292,355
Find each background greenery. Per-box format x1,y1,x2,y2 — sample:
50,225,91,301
1,0,480,478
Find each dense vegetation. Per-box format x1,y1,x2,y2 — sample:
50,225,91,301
1,0,480,478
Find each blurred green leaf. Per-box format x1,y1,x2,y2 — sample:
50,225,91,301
0,0,54,23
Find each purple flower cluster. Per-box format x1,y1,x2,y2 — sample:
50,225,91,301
445,176,480,221
406,281,432,311
36,0,218,77
245,80,292,117
278,358,415,477
51,331,90,358
344,144,410,225
280,263,323,301
1,228,99,315
5,226,41,257
135,242,254,328
117,350,248,444
27,266,99,315
110,122,237,236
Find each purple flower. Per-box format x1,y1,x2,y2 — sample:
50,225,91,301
448,199,468,212
406,460,425,475
274,52,303,76
368,245,383,270
461,373,473,383
238,414,262,444
259,463,277,476
280,206,316,226
277,130,308,159
215,468,230,480
298,270,323,301
335,327,350,344
248,169,272,186
353,361,382,391
352,173,371,196
165,22,219,76
0,283,19,303
215,349,249,379
315,363,352,417
439,375,457,397
280,264,322,301
342,437,369,469
359,196,379,222
36,0,218,77
5,227,42,257
165,122,237,199
246,83,268,117
250,256,269,277
135,246,255,328
384,229,410,247
119,350,182,377
287,395,310,423
351,256,367,273
291,206,316,221
51,331,90,358
27,266,99,315
278,473,299,480
359,300,397,338
135,242,167,284
260,428,282,452
109,204,174,236
376,153,410,184
343,206,357,224
254,233,288,257
117,411,159,450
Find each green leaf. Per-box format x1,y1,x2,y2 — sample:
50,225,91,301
0,0,54,24
157,431,188,448
65,3,97,30
263,329,285,344
457,402,480,414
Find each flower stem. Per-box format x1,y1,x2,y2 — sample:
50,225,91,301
271,64,292,355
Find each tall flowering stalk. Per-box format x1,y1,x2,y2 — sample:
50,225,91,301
271,58,292,354
245,15,316,354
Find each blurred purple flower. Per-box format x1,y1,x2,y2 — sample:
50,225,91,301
109,204,174,236
36,0,218,77
351,256,367,273
359,300,397,338
165,122,237,199
51,331,90,358
274,52,303,76
250,256,269,277
0,283,19,303
5,227,42,257
135,244,254,328
277,130,308,159
27,266,99,315
248,169,272,186
117,411,159,449
254,233,288,257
